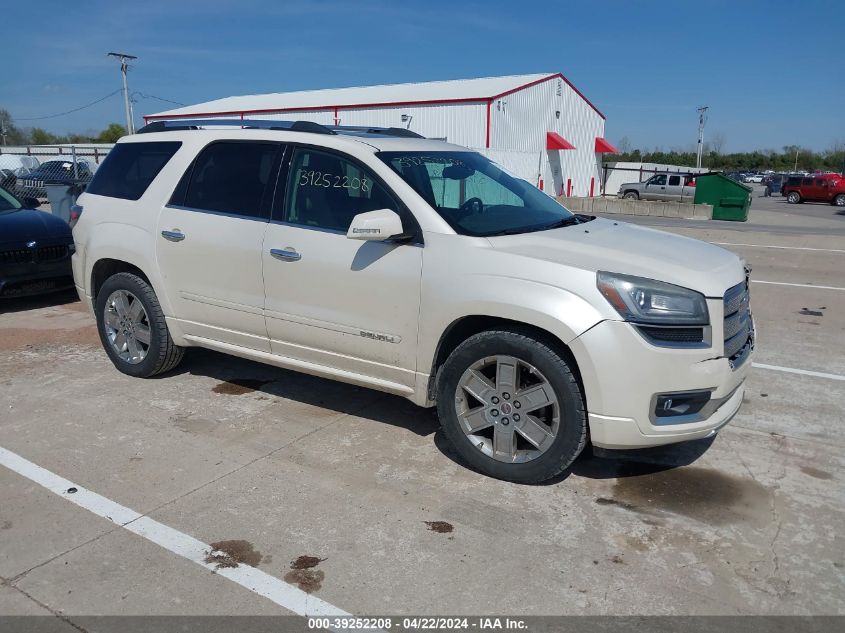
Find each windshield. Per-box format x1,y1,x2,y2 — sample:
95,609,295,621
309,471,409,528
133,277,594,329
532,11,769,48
377,151,575,236
0,186,22,212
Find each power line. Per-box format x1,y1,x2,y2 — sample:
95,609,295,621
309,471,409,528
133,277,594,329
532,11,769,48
131,92,186,107
13,89,124,122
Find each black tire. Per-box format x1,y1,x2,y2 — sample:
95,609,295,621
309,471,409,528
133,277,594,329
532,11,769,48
95,272,184,378
436,329,587,484
833,194,845,207
622,191,639,200
787,191,801,204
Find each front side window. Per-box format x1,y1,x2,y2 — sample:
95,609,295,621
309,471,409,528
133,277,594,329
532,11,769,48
802,178,813,186
183,142,280,219
284,148,397,231
86,141,181,200
650,175,667,186
0,186,22,212
378,151,576,237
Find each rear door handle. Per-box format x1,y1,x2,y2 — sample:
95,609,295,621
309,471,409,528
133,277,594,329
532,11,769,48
270,248,301,262
161,230,185,242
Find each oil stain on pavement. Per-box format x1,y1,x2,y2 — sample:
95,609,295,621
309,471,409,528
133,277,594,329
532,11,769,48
284,555,326,593
605,466,771,526
204,540,263,569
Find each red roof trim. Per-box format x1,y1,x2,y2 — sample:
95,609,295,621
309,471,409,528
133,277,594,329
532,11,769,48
547,131,575,150
594,137,619,153
145,73,606,122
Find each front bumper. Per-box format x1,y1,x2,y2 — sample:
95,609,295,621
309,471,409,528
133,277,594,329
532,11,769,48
0,257,74,298
569,316,753,449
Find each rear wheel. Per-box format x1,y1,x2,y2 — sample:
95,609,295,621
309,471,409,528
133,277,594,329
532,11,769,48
787,191,801,204
436,329,586,483
833,194,845,207
623,191,639,200
95,272,184,378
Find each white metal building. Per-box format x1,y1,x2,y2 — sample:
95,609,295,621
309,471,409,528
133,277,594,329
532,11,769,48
146,73,615,197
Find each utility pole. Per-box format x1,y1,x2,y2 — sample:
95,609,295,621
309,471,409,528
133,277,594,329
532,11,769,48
696,106,709,169
108,52,137,134
794,148,799,172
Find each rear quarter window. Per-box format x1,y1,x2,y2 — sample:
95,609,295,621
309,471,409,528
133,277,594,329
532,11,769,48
86,141,182,200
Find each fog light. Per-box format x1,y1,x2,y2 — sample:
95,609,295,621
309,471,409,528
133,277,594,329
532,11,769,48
654,391,711,418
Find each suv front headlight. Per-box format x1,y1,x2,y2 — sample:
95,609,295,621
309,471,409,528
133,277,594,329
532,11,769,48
596,271,709,325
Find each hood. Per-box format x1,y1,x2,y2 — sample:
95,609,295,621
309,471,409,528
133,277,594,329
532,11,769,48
485,217,743,297
0,208,72,246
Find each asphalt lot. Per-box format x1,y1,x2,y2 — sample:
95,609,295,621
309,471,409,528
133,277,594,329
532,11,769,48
1,189,843,626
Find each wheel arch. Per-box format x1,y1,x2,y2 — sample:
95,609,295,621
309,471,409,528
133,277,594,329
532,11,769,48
427,315,586,406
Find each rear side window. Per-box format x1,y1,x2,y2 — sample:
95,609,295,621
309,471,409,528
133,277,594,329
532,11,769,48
86,142,181,200
182,142,280,219
668,175,680,186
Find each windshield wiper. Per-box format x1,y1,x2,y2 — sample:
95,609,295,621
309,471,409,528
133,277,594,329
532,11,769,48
537,214,595,231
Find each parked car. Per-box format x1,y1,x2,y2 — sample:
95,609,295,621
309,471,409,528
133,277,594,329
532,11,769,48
72,120,753,483
0,185,75,298
15,159,93,199
763,174,788,196
617,173,698,202
744,174,764,184
782,175,845,206
0,154,40,177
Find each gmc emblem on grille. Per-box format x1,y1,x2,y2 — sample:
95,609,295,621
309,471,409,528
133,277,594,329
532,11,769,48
26,241,37,249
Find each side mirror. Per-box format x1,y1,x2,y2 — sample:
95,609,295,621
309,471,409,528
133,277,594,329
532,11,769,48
23,197,41,208
347,209,406,241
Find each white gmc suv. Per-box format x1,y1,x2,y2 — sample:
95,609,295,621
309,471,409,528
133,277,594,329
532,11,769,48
71,119,754,483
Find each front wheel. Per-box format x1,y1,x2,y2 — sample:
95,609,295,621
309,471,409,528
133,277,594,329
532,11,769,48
436,329,586,483
95,272,184,378
622,191,639,200
787,191,801,204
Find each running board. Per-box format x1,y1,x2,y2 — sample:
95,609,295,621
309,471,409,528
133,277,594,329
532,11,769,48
182,335,415,397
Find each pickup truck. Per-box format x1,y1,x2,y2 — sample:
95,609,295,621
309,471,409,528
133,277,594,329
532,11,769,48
618,173,697,202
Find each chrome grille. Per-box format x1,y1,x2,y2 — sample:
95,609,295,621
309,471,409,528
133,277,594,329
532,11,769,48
723,280,753,368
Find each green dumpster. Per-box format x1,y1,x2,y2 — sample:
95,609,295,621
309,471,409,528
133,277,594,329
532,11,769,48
693,173,752,221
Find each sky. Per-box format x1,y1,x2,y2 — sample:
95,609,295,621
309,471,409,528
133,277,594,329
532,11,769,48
1,0,843,152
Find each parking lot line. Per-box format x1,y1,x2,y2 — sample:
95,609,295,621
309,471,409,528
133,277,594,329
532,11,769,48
751,280,845,291
0,445,352,619
714,242,845,254
752,362,845,382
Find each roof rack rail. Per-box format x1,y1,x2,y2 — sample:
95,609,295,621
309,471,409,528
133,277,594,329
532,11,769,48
331,126,425,139
136,119,337,135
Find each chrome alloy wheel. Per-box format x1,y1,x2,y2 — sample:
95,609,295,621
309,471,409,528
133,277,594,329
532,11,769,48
454,355,560,463
103,289,151,364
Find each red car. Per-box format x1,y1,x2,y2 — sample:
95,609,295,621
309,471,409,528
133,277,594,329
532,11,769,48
783,174,845,207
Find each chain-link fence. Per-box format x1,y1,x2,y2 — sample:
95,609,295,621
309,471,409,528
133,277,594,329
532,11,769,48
0,144,113,203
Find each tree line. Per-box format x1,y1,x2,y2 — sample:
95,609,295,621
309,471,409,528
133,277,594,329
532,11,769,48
0,109,127,145
607,138,845,173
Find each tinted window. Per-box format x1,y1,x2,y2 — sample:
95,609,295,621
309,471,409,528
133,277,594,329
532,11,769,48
284,148,397,231
86,142,181,200
668,175,681,186
802,178,813,186
651,175,667,185
184,142,280,219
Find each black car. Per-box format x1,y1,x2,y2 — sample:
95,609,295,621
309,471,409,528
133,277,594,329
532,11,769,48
0,186,75,298
15,159,93,199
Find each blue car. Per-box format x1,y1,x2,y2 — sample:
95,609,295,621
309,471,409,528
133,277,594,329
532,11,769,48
0,186,75,298
763,174,789,197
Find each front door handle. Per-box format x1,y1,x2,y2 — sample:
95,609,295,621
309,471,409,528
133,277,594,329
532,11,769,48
161,230,185,242
270,248,301,262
